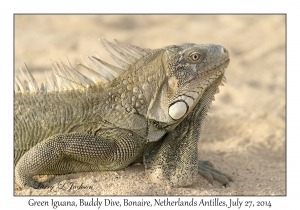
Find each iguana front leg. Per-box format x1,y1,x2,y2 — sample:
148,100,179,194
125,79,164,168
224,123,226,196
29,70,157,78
143,118,199,186
144,106,232,187
15,129,146,189
144,79,232,187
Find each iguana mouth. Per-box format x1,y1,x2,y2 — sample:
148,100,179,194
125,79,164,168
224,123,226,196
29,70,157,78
185,58,230,86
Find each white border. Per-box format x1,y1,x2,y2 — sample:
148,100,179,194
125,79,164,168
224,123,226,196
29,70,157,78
1,1,297,209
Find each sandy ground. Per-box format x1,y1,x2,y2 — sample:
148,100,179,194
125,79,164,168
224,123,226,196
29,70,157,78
14,15,285,196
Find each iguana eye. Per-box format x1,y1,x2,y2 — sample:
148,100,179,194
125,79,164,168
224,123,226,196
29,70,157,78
190,52,201,61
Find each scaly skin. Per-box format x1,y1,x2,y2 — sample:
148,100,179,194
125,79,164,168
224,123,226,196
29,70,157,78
14,40,231,189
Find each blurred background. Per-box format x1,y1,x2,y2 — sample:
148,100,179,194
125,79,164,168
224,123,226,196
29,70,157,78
14,15,285,195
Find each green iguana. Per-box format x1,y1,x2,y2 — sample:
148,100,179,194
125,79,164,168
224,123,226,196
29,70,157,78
14,38,232,189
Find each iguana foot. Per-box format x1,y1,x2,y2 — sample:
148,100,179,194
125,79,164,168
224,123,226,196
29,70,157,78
198,160,233,187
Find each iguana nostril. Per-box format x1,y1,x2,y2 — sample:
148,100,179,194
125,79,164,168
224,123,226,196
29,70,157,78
223,48,230,57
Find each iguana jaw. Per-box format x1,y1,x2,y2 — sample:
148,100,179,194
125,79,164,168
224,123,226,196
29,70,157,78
164,71,226,132
167,58,229,122
184,58,230,86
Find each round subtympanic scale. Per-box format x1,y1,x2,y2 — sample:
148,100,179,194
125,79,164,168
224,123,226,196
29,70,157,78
168,101,188,120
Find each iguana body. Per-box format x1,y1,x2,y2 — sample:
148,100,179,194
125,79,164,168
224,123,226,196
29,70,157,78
14,39,231,189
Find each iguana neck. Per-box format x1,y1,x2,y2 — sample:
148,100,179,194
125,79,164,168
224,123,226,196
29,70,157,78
94,49,167,127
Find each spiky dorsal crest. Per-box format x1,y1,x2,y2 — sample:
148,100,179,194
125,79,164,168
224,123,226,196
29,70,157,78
14,38,151,93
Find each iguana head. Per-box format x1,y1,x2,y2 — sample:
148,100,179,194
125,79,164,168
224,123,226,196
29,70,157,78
147,43,230,128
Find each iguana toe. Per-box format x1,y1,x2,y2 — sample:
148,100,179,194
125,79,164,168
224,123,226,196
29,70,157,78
198,160,233,187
